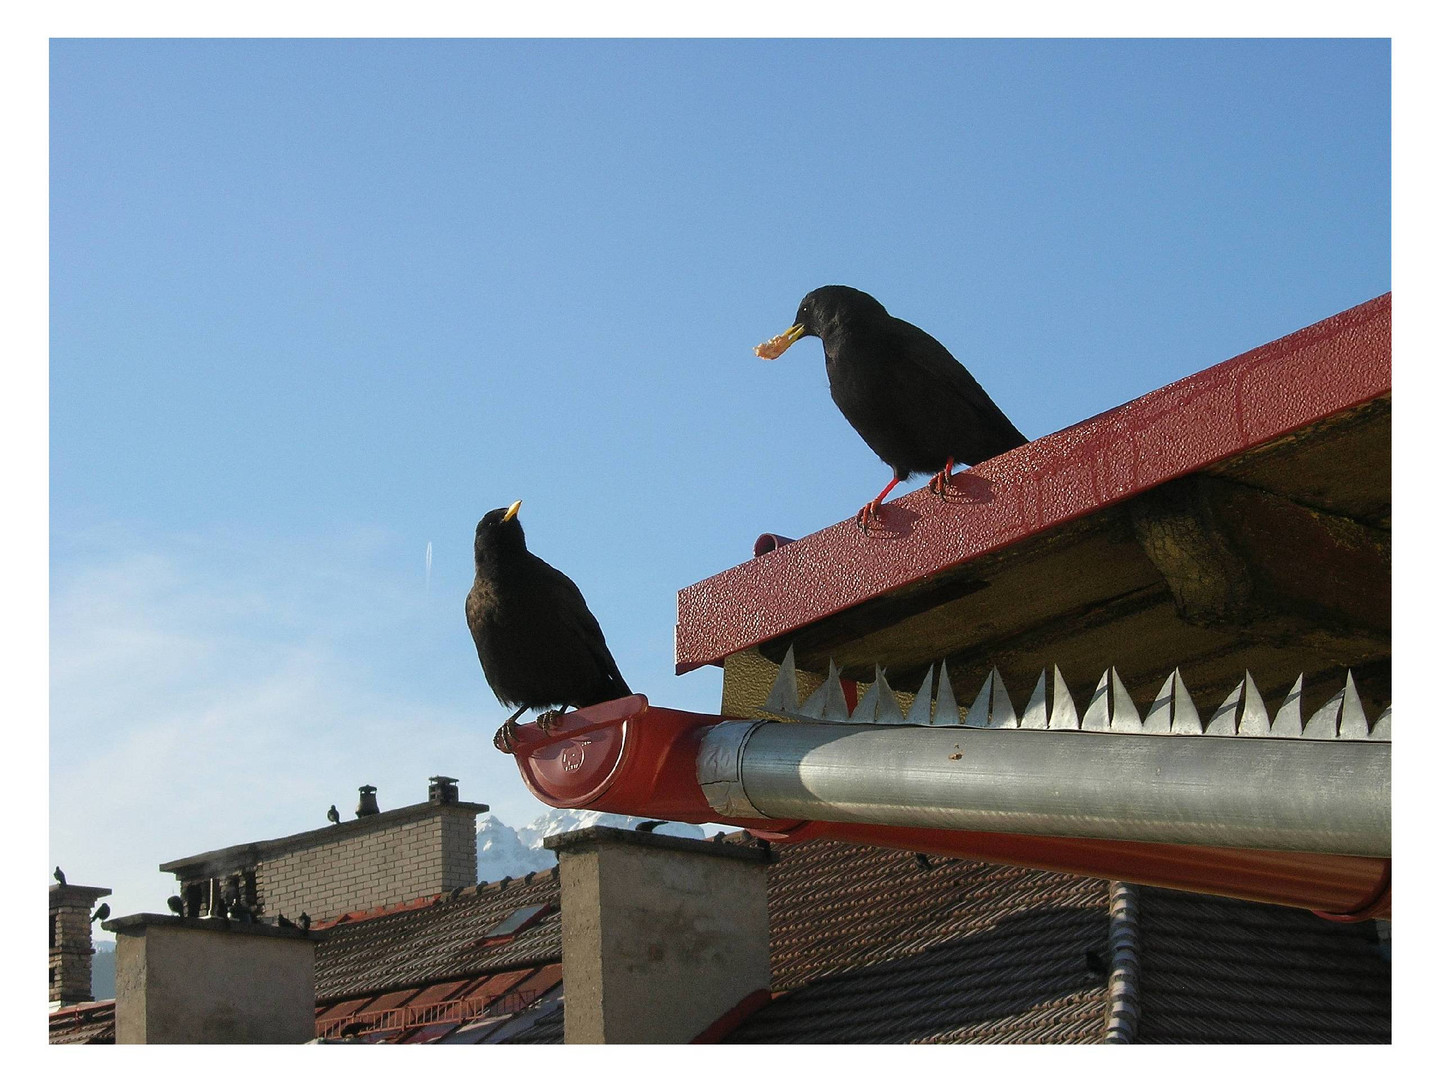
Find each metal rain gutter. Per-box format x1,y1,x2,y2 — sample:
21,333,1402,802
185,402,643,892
698,718,1387,858
495,660,1390,919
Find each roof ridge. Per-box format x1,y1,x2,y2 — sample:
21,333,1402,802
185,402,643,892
474,864,560,895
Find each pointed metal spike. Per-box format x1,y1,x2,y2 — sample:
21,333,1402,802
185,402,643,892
965,670,996,728
1237,672,1271,737
870,668,907,725
1270,674,1304,738
1048,666,1080,730
800,659,851,722
1021,669,1049,729
1143,670,1177,733
932,661,961,726
848,665,885,724
1206,680,1242,736
909,666,934,725
763,645,801,715
1169,670,1202,735
1107,669,1142,732
1082,671,1111,731
1370,704,1391,741
986,670,1018,728
1338,672,1370,740
1304,685,1343,739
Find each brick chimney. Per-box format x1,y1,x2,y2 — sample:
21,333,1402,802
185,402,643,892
544,827,771,1043
50,881,111,1005
159,778,487,923
106,913,317,1043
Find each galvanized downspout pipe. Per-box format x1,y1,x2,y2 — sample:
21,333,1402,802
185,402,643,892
697,720,1390,858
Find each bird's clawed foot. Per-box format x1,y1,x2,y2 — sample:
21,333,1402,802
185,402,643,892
536,707,570,734
493,704,529,754
856,499,885,533
927,457,956,498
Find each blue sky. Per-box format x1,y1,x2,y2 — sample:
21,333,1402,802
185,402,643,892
47,38,1390,933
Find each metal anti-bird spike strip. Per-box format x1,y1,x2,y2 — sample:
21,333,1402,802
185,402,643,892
1083,668,1141,733
761,654,1388,741
763,646,801,717
1271,674,1305,738
850,666,907,725
932,660,961,726
799,659,852,723
967,669,1017,728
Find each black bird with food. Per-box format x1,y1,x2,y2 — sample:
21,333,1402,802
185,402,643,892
756,285,1027,531
467,501,631,751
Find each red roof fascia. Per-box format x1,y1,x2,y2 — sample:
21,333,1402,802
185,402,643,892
675,293,1391,673
310,893,441,930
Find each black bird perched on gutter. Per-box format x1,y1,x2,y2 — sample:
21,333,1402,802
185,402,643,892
53,866,66,886
299,912,311,932
756,285,1027,531
467,501,631,749
326,804,340,825
167,895,185,917
91,903,110,923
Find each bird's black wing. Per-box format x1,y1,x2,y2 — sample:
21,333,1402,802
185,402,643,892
890,318,1027,455
528,556,631,699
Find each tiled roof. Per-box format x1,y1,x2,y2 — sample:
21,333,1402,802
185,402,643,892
49,834,1390,1045
727,837,1113,1043
314,964,563,1043
314,868,561,1002
1135,885,1390,1043
48,1001,115,1044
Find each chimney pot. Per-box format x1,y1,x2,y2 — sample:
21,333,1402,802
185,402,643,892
355,785,379,817
428,775,459,804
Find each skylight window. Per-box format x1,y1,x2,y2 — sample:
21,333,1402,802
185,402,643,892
478,903,549,945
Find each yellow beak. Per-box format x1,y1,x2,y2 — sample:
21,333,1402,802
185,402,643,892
754,322,807,360
502,500,522,522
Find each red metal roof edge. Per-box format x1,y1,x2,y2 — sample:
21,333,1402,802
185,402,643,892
310,868,561,931
675,293,1392,673
311,893,442,930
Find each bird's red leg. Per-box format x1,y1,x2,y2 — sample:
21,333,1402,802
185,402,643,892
493,704,529,754
927,457,956,497
856,476,902,533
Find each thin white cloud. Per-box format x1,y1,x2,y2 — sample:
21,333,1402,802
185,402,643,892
50,524,549,937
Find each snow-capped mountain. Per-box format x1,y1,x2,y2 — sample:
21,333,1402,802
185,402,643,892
477,809,707,881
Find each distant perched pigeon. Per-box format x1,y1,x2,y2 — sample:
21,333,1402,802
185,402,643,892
914,852,933,871
636,820,666,833
91,903,110,923
327,804,340,825
299,912,312,932
167,895,185,917
467,501,631,749
53,866,66,886
276,914,298,930
756,286,1027,530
